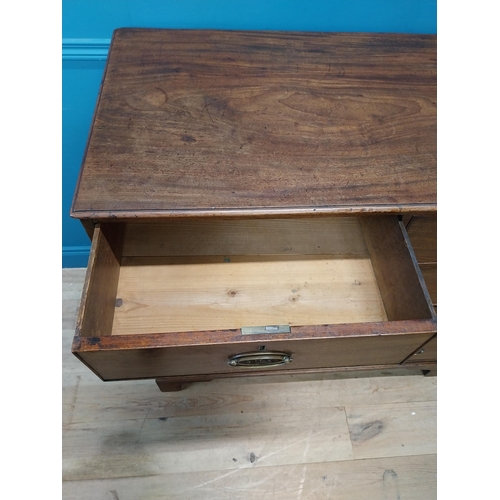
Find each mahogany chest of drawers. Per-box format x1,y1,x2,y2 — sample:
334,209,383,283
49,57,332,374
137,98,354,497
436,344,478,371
71,29,437,391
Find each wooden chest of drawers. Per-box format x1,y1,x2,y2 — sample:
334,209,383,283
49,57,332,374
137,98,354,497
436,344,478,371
71,29,437,390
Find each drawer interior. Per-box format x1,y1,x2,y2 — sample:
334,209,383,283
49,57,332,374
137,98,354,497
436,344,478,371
77,216,435,338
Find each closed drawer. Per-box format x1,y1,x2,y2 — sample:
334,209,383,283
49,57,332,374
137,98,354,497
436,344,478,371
404,336,437,363
72,216,436,381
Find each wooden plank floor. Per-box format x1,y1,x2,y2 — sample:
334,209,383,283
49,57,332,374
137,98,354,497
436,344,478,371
62,268,437,500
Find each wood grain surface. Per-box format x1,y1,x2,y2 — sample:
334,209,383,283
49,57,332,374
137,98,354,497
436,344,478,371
121,217,369,257
346,401,436,459
360,217,435,321
406,216,437,264
405,215,437,309
75,224,124,338
112,255,387,335
419,264,437,305
71,29,436,219
63,268,437,499
76,331,433,381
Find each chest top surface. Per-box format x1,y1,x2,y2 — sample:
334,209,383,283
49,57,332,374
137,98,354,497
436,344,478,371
71,29,436,219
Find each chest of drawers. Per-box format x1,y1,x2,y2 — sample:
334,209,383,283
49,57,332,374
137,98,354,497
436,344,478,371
71,29,437,391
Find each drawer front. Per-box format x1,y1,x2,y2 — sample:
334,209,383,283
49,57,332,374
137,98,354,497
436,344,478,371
74,332,434,381
404,336,437,363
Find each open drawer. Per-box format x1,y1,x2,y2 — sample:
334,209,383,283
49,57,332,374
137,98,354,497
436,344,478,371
72,216,436,381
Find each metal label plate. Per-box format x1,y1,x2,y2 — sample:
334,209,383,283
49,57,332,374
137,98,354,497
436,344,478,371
241,325,291,335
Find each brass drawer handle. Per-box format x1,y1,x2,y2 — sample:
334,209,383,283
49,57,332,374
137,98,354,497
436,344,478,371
228,351,293,368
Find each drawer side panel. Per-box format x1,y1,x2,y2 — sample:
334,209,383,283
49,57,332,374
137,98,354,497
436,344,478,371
75,224,124,337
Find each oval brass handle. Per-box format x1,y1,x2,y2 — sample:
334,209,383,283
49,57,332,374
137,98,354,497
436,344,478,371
228,351,293,368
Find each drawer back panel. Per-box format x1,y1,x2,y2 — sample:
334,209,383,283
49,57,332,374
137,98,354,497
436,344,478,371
121,217,369,257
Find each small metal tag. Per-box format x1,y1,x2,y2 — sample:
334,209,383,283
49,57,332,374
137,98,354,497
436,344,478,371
241,325,291,335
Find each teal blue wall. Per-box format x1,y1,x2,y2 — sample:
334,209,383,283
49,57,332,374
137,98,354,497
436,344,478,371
62,0,437,267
